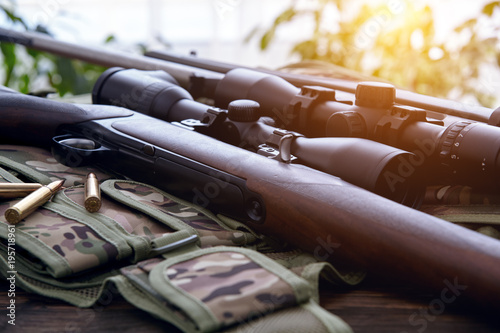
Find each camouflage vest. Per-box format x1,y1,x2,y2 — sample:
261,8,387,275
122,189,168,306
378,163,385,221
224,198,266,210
0,144,365,333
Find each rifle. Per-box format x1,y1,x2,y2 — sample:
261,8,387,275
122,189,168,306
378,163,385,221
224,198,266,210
1,28,500,307
3,28,496,190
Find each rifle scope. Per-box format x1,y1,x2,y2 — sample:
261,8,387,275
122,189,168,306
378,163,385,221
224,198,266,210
92,67,424,207
213,69,500,190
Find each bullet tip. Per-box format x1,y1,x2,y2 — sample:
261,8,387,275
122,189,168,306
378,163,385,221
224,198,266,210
47,179,65,192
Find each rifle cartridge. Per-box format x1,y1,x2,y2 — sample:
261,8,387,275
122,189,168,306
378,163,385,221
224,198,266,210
0,183,43,198
4,180,64,224
84,173,101,213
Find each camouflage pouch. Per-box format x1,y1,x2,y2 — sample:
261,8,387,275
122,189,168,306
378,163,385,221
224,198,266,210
118,247,352,333
0,144,356,333
0,144,265,277
0,146,124,278
421,185,500,239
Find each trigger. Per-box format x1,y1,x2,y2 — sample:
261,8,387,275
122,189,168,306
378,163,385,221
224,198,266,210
58,138,96,150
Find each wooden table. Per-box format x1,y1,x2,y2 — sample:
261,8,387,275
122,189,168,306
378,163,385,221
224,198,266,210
2,274,499,332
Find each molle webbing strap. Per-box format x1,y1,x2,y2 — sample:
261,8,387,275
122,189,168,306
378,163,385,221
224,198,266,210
0,154,52,184
422,185,500,239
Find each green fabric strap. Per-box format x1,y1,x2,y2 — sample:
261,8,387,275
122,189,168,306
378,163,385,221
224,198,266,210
100,180,199,233
427,205,500,224
0,166,24,183
439,213,500,224
0,155,52,184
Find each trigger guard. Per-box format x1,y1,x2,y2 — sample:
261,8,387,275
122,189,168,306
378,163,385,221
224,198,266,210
52,134,108,167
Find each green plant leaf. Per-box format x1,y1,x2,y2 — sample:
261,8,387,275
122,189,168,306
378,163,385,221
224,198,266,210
482,1,500,16
244,26,260,43
274,7,296,25
105,34,116,43
260,28,275,50
19,74,30,94
0,5,28,28
0,42,16,86
291,40,318,59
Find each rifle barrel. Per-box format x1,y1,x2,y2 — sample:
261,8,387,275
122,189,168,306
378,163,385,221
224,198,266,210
0,27,223,89
145,49,493,123
0,27,492,122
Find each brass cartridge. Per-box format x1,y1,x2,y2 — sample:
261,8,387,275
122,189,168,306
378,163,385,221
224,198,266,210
4,180,64,225
84,173,101,213
0,183,43,198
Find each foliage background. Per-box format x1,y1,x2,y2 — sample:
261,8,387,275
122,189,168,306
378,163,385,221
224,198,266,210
253,0,500,107
1,0,499,108
0,2,107,96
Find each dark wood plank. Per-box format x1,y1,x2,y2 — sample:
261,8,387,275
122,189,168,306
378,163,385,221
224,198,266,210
2,275,500,332
0,279,177,333
320,276,500,333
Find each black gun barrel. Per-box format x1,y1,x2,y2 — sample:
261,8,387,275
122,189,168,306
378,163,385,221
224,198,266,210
145,49,493,122
0,27,223,90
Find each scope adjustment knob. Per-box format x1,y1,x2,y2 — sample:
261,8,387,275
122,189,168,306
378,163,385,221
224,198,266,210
355,82,396,109
326,111,366,137
227,99,260,122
